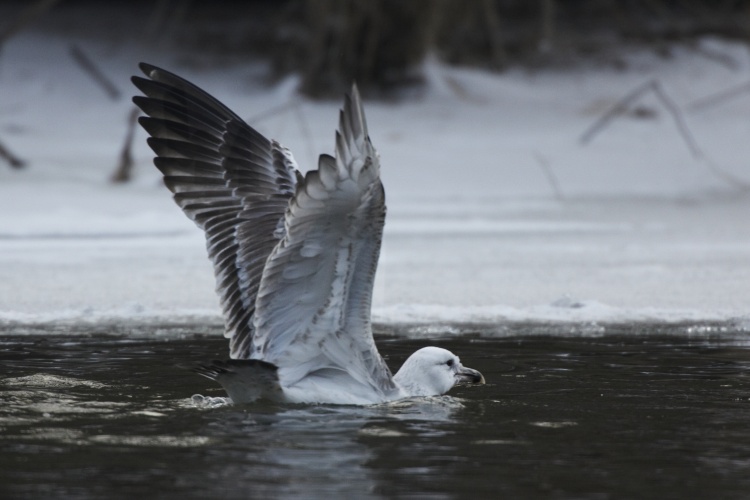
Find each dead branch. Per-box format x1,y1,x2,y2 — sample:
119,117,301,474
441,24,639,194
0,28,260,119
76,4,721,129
110,108,140,183
0,0,62,170
69,44,120,100
688,81,750,111
0,138,25,169
580,79,702,159
0,0,61,48
691,43,739,71
108,0,190,183
702,157,750,192
533,151,564,201
579,80,654,146
651,80,702,159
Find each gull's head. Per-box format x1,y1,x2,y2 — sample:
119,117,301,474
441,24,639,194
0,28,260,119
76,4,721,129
393,346,485,397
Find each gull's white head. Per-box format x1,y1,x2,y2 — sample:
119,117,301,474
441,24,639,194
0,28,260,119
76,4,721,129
393,346,485,397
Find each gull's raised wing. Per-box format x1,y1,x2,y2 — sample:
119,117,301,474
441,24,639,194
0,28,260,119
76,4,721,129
251,86,398,398
132,63,299,359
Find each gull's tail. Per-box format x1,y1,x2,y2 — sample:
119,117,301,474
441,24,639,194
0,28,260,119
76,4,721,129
194,359,283,403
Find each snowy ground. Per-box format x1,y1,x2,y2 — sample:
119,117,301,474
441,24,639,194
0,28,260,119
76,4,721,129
2,31,750,330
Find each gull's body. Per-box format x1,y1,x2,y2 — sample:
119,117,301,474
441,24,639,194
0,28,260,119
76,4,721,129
132,64,484,405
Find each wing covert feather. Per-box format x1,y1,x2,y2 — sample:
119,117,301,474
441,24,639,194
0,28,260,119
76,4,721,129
135,67,394,396
252,86,396,396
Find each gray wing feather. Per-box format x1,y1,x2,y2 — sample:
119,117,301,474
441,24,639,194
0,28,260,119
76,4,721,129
252,85,397,397
132,63,298,359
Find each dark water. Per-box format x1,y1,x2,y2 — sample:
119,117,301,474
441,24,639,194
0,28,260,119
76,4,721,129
2,323,750,499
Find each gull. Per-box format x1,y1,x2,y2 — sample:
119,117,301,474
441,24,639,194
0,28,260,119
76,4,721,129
132,64,485,405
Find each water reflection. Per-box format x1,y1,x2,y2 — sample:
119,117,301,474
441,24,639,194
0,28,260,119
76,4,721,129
1,337,466,498
185,400,464,498
1,324,750,498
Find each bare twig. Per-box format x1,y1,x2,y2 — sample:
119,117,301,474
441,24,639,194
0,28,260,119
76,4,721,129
0,0,61,48
0,0,61,170
579,78,750,191
111,108,140,183
691,43,739,71
702,157,750,192
108,0,187,183
533,151,564,201
651,80,702,159
579,80,654,146
0,138,25,169
688,81,750,111
69,44,120,100
580,79,702,159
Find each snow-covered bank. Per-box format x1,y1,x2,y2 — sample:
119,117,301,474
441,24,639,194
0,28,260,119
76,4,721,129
4,196,749,326
2,33,750,329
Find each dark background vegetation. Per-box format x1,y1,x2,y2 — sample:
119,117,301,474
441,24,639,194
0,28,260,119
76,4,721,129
4,0,750,97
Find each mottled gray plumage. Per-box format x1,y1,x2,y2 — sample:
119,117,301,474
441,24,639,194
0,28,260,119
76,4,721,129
133,64,484,404
133,64,297,359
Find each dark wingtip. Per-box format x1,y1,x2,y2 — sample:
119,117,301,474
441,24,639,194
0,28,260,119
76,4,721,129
138,62,159,77
192,359,228,380
344,82,360,108
131,92,148,109
191,359,279,381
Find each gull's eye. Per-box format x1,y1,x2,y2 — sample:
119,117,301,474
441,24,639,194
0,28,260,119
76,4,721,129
446,359,454,367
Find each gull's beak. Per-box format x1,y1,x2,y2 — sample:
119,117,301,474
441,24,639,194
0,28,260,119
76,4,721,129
456,366,485,385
